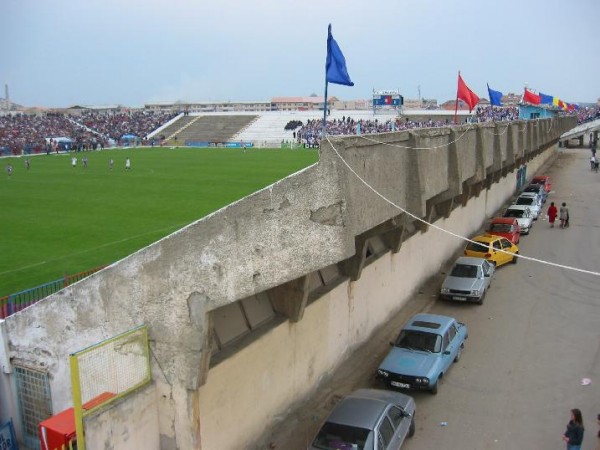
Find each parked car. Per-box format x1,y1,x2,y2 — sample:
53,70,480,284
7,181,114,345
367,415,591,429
486,217,521,244
531,175,552,193
376,313,468,395
515,193,542,219
464,234,519,267
309,388,416,450
523,183,547,203
440,257,494,304
503,205,534,234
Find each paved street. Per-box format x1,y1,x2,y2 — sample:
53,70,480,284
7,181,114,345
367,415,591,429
257,148,600,450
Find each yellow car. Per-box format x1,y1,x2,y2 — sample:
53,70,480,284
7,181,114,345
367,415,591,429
463,234,519,267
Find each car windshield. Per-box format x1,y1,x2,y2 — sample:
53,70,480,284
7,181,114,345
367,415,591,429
450,264,478,278
489,223,512,233
396,330,442,353
312,422,370,450
516,197,534,205
504,209,523,218
465,241,488,252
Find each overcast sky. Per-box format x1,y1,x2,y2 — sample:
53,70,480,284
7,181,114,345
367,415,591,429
1,0,599,108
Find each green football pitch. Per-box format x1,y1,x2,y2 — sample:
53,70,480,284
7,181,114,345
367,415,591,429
1,147,319,296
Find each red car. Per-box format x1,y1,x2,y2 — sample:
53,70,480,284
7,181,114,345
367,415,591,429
486,217,521,244
531,175,552,193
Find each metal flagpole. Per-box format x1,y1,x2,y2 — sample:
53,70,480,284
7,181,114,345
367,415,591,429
322,80,328,140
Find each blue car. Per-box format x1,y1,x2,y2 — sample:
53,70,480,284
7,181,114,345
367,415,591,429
376,313,468,395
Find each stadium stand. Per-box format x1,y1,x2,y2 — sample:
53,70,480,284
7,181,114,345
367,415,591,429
162,114,258,145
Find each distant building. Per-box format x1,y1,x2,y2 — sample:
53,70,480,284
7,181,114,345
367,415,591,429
502,92,521,106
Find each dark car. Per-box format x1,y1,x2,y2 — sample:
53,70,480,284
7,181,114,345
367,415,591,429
310,388,416,450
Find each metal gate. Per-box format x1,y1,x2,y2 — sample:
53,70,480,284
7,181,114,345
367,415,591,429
14,365,52,450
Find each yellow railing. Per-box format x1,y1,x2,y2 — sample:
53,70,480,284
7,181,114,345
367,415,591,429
69,325,151,450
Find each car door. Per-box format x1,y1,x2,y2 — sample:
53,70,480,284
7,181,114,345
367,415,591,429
492,239,503,264
377,415,396,449
482,260,492,289
524,207,532,228
500,238,514,263
441,330,454,372
386,405,410,447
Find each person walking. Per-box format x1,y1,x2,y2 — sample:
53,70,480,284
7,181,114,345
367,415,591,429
560,202,569,229
547,202,558,227
562,408,584,450
125,157,131,171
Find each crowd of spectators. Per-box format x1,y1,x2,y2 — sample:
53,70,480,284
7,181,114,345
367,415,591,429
0,113,83,154
295,108,521,147
0,110,178,155
474,106,519,123
78,110,178,142
284,120,303,130
576,106,600,124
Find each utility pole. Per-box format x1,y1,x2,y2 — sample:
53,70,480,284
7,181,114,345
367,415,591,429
418,85,421,108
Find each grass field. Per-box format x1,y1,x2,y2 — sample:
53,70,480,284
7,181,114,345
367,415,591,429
1,147,319,296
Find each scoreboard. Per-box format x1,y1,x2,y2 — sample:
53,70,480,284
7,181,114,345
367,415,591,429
372,89,403,107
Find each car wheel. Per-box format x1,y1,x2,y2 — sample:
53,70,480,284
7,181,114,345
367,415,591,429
408,416,416,438
430,380,439,395
512,252,519,264
454,343,464,362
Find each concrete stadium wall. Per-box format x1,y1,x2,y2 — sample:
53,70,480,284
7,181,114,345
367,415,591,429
0,117,575,450
196,146,552,450
84,383,159,450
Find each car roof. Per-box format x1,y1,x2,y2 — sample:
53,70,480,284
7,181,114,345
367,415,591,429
470,234,498,243
404,313,454,332
524,184,543,190
507,204,529,211
326,389,414,429
326,395,387,429
454,256,487,266
532,175,549,181
489,217,517,225
519,192,538,198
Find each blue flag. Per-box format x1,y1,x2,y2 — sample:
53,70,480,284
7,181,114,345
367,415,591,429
487,84,503,106
539,93,554,105
326,24,354,86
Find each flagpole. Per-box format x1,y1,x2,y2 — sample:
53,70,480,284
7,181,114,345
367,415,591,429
454,71,459,125
322,80,328,139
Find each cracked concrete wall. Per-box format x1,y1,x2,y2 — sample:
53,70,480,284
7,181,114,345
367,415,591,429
0,116,576,449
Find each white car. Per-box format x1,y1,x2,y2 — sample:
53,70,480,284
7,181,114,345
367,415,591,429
503,205,534,234
515,193,542,220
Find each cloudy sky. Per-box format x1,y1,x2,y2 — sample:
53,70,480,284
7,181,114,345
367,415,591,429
1,0,599,108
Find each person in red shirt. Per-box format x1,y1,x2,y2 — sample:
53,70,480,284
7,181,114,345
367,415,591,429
547,201,558,228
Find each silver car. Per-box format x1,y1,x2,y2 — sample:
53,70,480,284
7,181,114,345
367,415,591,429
440,257,494,304
503,205,534,234
310,388,416,450
515,193,542,219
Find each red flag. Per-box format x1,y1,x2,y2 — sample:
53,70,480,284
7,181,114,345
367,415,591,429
456,73,480,112
523,89,541,105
